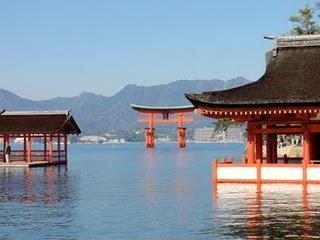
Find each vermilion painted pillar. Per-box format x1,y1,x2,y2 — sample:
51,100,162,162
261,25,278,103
177,127,186,148
212,160,218,185
57,133,61,162
145,114,154,148
23,134,27,162
303,126,310,184
49,134,53,163
2,134,5,156
302,125,311,184
246,121,255,164
3,134,8,157
44,133,47,161
303,127,311,164
64,133,68,162
27,134,32,163
177,113,186,148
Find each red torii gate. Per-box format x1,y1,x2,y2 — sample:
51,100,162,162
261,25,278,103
131,104,194,148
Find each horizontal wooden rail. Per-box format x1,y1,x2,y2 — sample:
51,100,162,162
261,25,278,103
213,159,320,184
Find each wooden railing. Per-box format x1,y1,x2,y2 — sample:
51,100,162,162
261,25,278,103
219,155,304,164
0,150,66,162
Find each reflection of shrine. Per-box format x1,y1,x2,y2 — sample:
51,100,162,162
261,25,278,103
131,104,194,148
0,166,70,204
212,184,320,238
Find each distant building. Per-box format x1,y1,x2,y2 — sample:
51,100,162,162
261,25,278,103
194,126,245,142
194,127,214,142
222,126,245,142
80,135,107,143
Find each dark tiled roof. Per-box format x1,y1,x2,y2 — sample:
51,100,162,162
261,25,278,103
186,35,320,108
0,111,81,134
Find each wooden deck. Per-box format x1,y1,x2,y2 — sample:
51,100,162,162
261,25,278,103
0,160,67,168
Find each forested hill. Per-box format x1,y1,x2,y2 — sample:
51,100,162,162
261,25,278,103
0,77,250,134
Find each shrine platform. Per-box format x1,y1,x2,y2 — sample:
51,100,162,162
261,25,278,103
213,160,320,184
0,160,67,168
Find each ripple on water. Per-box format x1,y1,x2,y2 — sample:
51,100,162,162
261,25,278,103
0,144,320,239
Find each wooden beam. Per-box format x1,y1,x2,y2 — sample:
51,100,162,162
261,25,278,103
197,106,320,116
255,127,303,134
138,117,193,123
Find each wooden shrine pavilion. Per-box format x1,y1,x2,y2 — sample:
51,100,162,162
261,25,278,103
131,104,194,148
0,110,81,167
186,34,320,184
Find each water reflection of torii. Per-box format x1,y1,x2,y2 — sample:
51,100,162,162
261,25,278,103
212,184,315,238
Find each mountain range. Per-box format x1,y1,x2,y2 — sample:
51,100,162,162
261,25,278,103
0,77,250,135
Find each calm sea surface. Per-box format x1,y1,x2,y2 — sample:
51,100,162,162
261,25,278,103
1,143,320,239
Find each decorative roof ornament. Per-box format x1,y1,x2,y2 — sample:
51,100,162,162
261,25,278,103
264,34,320,56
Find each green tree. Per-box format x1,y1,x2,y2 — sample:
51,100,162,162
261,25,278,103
213,118,235,140
289,4,320,35
213,118,235,133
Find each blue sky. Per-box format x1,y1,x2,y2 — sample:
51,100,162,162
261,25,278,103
0,0,317,100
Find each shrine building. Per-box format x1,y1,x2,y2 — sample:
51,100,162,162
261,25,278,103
186,35,320,184
0,110,81,167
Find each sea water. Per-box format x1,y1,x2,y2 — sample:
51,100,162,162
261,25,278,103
0,143,320,239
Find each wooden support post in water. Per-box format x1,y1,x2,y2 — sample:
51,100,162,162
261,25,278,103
49,134,53,163
57,133,61,163
23,134,27,162
44,133,47,161
64,133,68,162
177,127,186,148
145,114,154,148
27,134,32,163
212,160,218,185
246,121,255,164
177,113,186,148
2,134,5,160
303,125,310,184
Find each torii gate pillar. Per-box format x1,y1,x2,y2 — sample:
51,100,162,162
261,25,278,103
145,127,155,148
145,114,155,148
177,113,186,148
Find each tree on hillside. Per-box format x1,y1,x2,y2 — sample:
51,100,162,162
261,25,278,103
289,3,320,35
